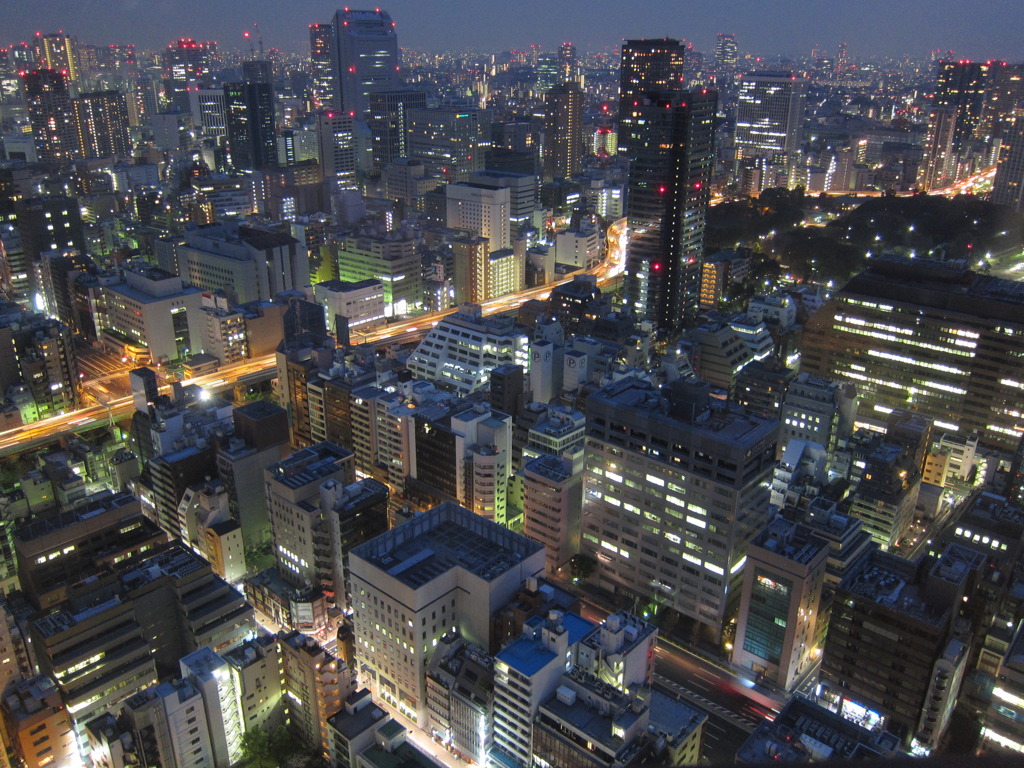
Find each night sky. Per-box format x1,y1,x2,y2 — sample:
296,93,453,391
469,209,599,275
7,0,1024,61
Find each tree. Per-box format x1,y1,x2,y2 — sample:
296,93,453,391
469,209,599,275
569,553,596,582
241,729,274,768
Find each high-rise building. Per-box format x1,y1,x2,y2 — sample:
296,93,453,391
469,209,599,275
622,89,717,331
33,32,79,87
317,110,358,194
618,39,686,157
334,224,423,316
309,24,336,109
349,501,545,725
0,305,79,421
162,38,212,112
366,89,428,171
446,182,511,249
714,33,738,72
558,41,580,85
543,81,583,181
330,8,399,117
800,256,1024,452
919,60,992,189
224,80,276,171
778,372,857,457
21,70,79,162
580,378,778,640
407,107,489,182
992,105,1024,210
734,71,808,188
72,89,132,159
0,675,78,768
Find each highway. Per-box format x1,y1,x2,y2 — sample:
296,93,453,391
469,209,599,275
0,218,629,458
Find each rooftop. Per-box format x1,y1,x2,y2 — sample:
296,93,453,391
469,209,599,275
268,442,352,490
497,612,596,677
352,501,543,588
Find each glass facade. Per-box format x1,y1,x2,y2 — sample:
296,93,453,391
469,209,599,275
742,569,793,666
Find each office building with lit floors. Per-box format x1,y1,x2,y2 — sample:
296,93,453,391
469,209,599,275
732,517,828,692
992,105,1024,211
981,620,1024,754
522,454,583,576
0,675,77,768
820,545,978,750
407,303,529,395
348,501,545,726
622,89,716,333
801,256,1024,452
734,72,808,189
579,377,778,641
617,39,686,158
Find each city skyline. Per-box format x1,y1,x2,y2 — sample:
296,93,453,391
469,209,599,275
6,0,1024,61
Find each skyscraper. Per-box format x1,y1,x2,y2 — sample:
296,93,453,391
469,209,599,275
224,80,276,171
992,106,1024,210
734,71,808,189
543,81,583,181
714,33,738,72
21,70,79,162
622,88,717,332
330,8,399,117
558,41,581,85
407,106,488,181
309,24,336,109
919,60,991,189
617,39,686,157
72,90,131,159
317,110,357,194
366,89,427,171
33,33,79,87
162,38,212,112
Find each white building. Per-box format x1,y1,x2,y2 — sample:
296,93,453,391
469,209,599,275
95,262,204,363
179,647,245,768
406,304,529,395
780,372,858,458
176,224,309,305
445,182,511,250
492,610,595,767
348,502,545,726
314,279,386,339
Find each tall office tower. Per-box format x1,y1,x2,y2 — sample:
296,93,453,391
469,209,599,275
349,501,545,725
801,256,1024,452
734,71,808,189
919,105,959,189
162,38,212,112
835,42,849,80
446,181,511,249
558,41,581,85
714,33,738,72
33,32,79,87
992,106,1024,210
367,89,428,171
189,88,228,139
309,24,336,109
330,8,399,116
407,107,488,182
820,546,976,750
617,39,686,157
534,53,561,94
72,89,131,158
319,478,389,613
317,110,357,194
980,62,1024,147
21,70,79,162
242,59,272,85
935,60,990,156
580,378,778,642
732,517,828,692
543,81,583,181
179,648,246,767
622,89,716,332
224,80,276,171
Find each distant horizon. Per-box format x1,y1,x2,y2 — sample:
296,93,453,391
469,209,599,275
5,0,1024,64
